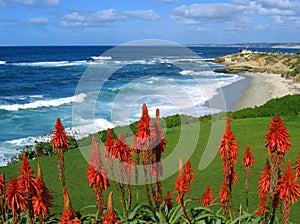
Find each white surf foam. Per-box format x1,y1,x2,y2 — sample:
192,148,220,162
0,61,6,65
0,93,87,111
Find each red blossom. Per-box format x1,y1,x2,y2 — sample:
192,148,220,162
52,118,69,149
60,187,81,224
87,137,109,189
173,157,194,204
256,196,268,217
0,173,5,195
17,153,37,196
165,191,173,210
202,185,213,207
219,181,228,206
242,144,255,167
258,160,271,198
132,104,156,153
275,160,300,204
294,157,300,178
103,192,120,224
264,116,291,155
218,117,239,162
184,159,195,183
104,129,115,163
33,162,53,218
6,177,27,213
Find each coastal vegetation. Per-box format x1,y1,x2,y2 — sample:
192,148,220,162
0,95,300,223
214,50,300,81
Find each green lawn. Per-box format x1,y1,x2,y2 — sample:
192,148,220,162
1,116,300,222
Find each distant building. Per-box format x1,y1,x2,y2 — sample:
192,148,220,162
239,49,253,54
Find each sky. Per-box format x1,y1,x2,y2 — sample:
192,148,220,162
0,0,299,45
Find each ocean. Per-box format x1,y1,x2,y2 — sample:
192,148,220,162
0,42,297,166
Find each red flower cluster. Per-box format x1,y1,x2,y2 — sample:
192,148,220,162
265,116,291,155
104,192,120,224
256,160,271,216
174,157,195,204
87,137,110,190
275,160,300,204
294,157,300,178
52,118,69,149
242,144,254,168
33,162,53,219
60,188,81,224
202,185,213,207
218,117,239,206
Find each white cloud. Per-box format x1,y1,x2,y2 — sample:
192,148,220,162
60,9,160,28
171,1,300,26
172,3,241,24
124,10,160,20
28,17,49,24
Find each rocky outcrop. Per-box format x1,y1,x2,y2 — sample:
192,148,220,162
214,51,300,82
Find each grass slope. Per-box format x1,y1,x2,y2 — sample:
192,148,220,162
1,116,300,222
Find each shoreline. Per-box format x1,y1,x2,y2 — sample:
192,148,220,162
232,72,300,111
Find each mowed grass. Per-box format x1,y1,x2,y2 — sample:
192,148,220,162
1,116,300,222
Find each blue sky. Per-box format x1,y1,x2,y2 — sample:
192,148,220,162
0,0,299,45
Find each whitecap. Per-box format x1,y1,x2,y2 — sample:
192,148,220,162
0,93,87,111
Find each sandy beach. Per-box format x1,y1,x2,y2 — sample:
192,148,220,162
233,72,300,111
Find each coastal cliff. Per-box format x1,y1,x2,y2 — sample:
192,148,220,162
214,50,300,82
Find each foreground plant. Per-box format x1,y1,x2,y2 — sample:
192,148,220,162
218,117,239,218
33,162,53,224
0,173,6,222
103,192,120,224
264,116,291,221
52,118,69,187
173,157,194,224
18,153,37,224
87,137,110,220
60,187,81,224
275,160,300,224
242,144,255,210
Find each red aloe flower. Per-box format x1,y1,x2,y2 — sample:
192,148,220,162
256,160,271,217
0,173,5,221
258,160,271,197
87,137,110,189
104,128,115,169
242,144,254,210
275,160,300,204
52,118,69,149
219,181,228,206
294,157,300,178
218,117,239,162
87,137,110,218
265,116,291,155
52,118,69,187
0,173,4,195
242,144,254,168
218,117,238,212
104,192,120,224
202,185,213,207
275,160,300,224
18,153,36,196
113,134,132,164
173,157,194,204
165,191,173,210
6,177,27,213
60,187,81,224
33,162,53,220
184,159,195,183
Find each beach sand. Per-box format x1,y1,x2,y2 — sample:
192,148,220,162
233,72,300,111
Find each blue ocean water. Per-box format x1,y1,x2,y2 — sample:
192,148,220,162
0,44,297,165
